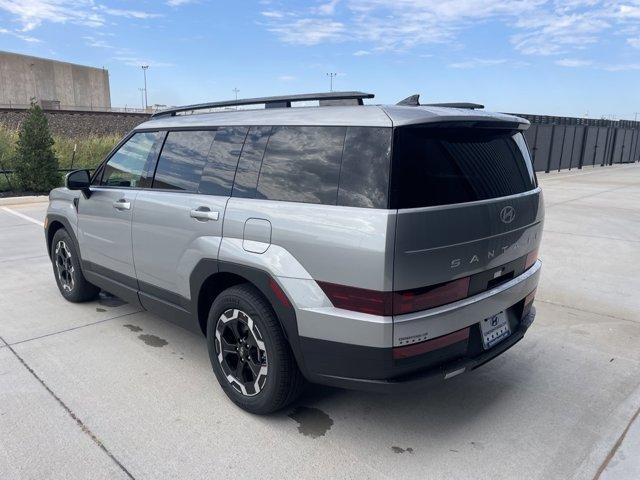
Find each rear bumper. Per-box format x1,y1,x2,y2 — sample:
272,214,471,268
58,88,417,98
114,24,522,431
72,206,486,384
306,307,536,393
288,261,541,389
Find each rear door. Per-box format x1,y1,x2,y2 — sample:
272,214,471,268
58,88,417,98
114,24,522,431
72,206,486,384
132,127,248,307
391,125,544,296
78,131,162,283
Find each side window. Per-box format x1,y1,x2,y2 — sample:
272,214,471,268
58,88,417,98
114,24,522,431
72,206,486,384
153,130,216,191
338,127,392,209
257,126,345,205
199,127,248,196
232,126,272,198
100,132,160,187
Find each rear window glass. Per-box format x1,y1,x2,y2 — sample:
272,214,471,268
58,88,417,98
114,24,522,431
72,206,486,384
256,126,345,205
391,127,536,209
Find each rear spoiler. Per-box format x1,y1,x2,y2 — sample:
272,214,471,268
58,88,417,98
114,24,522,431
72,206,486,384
396,94,484,110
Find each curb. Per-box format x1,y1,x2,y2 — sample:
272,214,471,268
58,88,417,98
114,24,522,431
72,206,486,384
0,195,48,206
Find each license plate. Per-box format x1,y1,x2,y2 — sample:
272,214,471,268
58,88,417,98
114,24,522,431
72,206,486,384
480,311,511,349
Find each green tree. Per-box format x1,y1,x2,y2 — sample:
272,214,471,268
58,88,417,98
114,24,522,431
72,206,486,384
14,101,60,192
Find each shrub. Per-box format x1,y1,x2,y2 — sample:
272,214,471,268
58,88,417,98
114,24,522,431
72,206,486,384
14,102,60,192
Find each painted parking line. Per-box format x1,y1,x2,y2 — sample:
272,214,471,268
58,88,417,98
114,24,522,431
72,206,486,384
1,206,45,227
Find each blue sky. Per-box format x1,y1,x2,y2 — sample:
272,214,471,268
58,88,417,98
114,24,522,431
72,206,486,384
1,0,639,119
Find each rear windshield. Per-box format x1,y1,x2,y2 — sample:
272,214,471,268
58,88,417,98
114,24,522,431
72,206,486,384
391,126,536,209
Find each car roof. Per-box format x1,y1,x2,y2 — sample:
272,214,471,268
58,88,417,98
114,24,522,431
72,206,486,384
136,104,529,130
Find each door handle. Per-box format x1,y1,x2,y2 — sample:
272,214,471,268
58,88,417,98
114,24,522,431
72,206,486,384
113,199,131,211
190,207,219,221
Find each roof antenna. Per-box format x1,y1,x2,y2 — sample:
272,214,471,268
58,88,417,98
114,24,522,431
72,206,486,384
396,94,420,106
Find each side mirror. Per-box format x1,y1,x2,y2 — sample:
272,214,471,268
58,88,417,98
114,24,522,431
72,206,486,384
65,169,92,197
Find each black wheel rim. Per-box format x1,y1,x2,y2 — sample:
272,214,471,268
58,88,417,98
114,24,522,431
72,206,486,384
55,240,74,292
214,309,268,396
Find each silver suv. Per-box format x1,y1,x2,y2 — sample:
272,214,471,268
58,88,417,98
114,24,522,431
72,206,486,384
45,92,543,414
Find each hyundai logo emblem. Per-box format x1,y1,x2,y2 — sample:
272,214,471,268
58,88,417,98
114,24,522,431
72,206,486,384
500,206,515,224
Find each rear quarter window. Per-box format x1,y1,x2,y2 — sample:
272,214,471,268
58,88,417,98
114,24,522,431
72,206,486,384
338,127,392,209
391,126,536,209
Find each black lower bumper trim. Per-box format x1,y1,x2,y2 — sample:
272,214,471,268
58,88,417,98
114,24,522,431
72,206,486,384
311,307,536,393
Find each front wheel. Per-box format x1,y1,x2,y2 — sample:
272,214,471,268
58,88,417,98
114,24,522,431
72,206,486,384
206,284,304,414
51,229,100,303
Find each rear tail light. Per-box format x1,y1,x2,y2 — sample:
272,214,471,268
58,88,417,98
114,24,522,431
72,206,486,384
318,276,470,316
269,278,291,308
525,248,539,270
392,276,470,315
316,282,393,316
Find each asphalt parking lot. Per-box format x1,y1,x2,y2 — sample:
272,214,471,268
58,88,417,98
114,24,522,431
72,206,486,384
1,165,639,480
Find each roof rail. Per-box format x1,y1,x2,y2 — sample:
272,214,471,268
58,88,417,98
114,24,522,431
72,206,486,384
151,91,375,118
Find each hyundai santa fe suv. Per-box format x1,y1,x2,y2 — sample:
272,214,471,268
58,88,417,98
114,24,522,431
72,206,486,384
45,92,543,414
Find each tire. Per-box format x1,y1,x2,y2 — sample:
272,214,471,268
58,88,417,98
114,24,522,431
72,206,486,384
206,283,304,414
51,228,100,303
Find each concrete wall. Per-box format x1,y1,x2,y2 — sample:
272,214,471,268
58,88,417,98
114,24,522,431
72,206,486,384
0,51,111,109
0,109,149,138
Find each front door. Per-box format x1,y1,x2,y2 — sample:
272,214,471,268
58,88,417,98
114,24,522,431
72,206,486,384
77,131,162,285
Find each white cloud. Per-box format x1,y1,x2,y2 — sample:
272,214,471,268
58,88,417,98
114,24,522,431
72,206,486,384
267,18,345,45
448,58,507,69
628,37,640,48
261,0,639,59
0,0,160,31
84,35,112,48
97,6,161,20
112,56,174,68
0,26,41,42
278,75,297,81
555,58,593,67
166,0,195,6
353,50,370,56
261,10,286,18
602,63,640,71
315,0,340,15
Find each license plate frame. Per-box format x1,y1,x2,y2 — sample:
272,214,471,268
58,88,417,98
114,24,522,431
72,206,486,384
480,311,511,349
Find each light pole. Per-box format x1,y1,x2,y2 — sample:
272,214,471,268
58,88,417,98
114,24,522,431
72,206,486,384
138,88,145,109
326,72,337,92
232,88,240,110
141,65,149,109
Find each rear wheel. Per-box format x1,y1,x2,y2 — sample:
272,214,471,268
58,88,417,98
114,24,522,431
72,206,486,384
206,284,304,414
51,229,100,303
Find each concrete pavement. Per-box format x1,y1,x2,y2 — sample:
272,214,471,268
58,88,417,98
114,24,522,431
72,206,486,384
1,164,639,479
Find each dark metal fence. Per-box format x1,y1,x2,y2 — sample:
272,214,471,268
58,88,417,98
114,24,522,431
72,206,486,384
515,114,640,172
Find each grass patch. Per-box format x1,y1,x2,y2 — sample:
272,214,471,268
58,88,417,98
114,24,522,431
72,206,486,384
54,134,121,170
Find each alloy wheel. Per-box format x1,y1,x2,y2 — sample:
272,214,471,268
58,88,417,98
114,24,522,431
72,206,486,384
214,308,268,396
55,240,75,292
